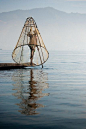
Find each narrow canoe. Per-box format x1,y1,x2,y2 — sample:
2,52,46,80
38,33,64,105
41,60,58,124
0,63,36,70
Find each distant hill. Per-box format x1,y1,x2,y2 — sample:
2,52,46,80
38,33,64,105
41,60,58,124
0,7,86,51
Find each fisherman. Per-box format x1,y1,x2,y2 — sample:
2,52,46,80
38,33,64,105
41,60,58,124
27,27,37,65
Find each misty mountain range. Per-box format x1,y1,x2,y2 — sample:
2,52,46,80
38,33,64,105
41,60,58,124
0,7,86,50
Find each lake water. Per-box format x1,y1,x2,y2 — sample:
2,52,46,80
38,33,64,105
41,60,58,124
0,50,86,129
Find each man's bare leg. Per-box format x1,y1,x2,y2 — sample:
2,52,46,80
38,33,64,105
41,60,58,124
30,49,34,65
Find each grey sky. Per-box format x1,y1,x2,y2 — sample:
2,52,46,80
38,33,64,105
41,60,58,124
0,0,86,13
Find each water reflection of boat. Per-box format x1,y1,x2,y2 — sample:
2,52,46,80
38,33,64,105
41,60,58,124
12,69,49,115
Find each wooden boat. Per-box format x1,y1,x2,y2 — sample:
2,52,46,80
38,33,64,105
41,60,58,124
0,63,36,70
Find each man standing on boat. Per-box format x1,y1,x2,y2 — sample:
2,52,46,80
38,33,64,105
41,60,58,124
27,27,37,65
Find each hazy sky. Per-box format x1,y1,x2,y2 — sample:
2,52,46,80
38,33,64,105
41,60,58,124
0,0,86,13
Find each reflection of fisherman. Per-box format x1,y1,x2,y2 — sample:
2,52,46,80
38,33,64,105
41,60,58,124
12,69,49,115
27,27,37,65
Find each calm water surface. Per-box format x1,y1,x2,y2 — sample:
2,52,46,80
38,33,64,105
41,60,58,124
0,50,86,129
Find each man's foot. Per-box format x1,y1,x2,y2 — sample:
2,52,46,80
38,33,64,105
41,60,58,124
30,62,33,66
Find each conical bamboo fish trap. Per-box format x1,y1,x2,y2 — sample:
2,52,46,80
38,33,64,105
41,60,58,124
12,17,49,67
